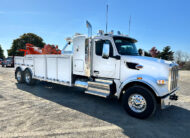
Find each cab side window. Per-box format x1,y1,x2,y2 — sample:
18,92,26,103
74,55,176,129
95,40,113,57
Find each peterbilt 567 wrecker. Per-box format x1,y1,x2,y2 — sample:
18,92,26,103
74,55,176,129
14,23,179,119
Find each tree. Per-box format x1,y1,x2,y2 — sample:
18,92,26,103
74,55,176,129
138,48,143,56
174,50,183,64
138,48,151,57
183,61,190,70
184,52,190,62
149,47,160,58
144,51,151,57
0,45,5,59
8,33,45,56
159,46,174,61
174,51,190,69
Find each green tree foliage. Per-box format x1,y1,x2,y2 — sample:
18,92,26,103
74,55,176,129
158,46,174,60
139,46,174,61
0,45,5,59
144,51,151,57
138,48,151,57
8,33,45,56
138,48,143,56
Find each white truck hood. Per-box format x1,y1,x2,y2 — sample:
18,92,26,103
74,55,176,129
123,55,172,64
121,55,172,78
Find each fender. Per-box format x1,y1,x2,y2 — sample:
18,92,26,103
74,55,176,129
116,74,168,98
15,66,23,71
15,65,27,72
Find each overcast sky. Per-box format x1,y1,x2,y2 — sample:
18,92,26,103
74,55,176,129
0,0,189,57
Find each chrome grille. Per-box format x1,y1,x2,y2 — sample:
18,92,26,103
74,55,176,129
168,65,178,91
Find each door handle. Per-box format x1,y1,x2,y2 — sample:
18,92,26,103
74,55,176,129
94,70,99,74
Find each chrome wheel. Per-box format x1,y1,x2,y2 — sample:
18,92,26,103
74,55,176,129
128,94,147,113
16,71,21,81
25,72,31,84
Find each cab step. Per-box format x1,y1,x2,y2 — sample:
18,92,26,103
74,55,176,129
95,78,113,84
85,90,109,98
88,81,110,90
88,87,110,94
85,78,113,98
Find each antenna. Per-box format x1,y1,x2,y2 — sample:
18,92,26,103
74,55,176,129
129,16,131,36
106,4,108,33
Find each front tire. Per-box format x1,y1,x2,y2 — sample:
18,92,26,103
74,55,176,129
122,86,157,119
24,69,36,85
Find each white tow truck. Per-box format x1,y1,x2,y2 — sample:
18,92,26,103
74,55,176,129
14,26,179,119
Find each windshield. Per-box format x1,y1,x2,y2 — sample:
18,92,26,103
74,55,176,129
113,37,139,56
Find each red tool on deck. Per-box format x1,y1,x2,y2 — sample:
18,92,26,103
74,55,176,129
42,44,61,54
19,43,61,56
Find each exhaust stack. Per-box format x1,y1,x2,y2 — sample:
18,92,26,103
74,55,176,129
86,20,92,37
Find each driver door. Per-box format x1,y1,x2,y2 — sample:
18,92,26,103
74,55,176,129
92,39,120,79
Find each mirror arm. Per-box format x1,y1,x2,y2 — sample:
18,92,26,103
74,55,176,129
112,55,121,60
103,56,109,59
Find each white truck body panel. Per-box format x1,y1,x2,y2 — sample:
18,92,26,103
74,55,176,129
15,54,73,86
72,35,91,77
34,55,46,78
24,56,33,66
15,56,24,65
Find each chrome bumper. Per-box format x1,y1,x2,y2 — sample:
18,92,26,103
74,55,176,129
161,90,178,109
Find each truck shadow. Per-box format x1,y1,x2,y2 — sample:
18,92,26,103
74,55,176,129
16,82,190,137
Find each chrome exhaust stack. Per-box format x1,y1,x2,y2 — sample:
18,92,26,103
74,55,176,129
86,20,92,37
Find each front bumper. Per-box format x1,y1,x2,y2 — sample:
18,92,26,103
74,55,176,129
160,89,178,109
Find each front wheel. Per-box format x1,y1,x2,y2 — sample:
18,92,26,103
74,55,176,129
122,86,157,119
24,69,36,85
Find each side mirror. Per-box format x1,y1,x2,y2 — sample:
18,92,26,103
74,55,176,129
102,43,110,59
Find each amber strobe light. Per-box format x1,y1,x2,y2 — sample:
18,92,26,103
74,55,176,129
157,80,166,85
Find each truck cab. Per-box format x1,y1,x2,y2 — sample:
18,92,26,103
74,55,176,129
14,33,179,119
72,33,178,118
